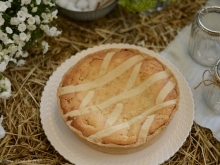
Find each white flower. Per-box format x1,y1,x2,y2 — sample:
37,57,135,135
21,0,31,5
0,79,11,91
41,13,47,19
25,33,31,41
9,57,17,64
6,27,13,34
43,0,50,5
0,116,6,139
36,0,41,5
0,75,11,99
6,1,11,8
40,24,45,30
15,50,22,58
10,17,20,25
19,32,27,41
12,34,20,43
21,7,31,18
42,41,49,54
32,7,38,12
17,59,25,66
35,15,41,24
0,15,5,26
18,23,26,32
52,10,58,19
27,17,35,25
8,45,18,55
21,51,28,58
3,39,14,45
0,55,9,72
17,10,26,21
42,24,49,34
27,24,36,31
55,30,62,36
0,31,9,42
0,2,9,12
49,27,57,36
0,91,10,99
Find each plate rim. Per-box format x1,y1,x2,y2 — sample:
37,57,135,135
40,43,194,165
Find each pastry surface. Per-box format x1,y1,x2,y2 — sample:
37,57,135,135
57,48,179,154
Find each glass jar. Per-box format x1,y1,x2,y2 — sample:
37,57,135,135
188,6,220,67
203,59,220,114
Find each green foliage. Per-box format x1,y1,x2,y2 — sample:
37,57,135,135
118,0,176,12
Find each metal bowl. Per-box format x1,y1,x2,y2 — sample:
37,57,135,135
56,0,117,21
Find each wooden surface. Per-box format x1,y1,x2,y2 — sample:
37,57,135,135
1,0,220,164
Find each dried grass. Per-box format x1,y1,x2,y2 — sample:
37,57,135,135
1,0,220,164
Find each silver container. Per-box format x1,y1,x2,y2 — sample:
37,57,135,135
188,6,220,67
203,59,220,114
56,0,117,21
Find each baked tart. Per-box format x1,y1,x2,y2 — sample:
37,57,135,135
57,48,179,154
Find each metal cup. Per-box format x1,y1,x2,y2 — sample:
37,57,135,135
189,6,220,67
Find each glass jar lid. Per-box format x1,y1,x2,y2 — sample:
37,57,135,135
197,6,220,36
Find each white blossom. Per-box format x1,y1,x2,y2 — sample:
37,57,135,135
52,10,58,19
32,7,38,12
21,0,31,6
42,41,49,54
9,57,17,64
0,15,5,26
0,0,62,99
36,0,41,5
43,0,50,5
6,27,13,34
17,10,26,21
0,79,11,91
18,23,26,32
6,1,12,8
40,24,45,30
27,24,36,31
0,31,9,42
19,32,27,41
49,27,57,36
10,17,20,25
0,76,11,99
25,33,31,41
12,34,20,43
0,116,6,139
27,17,35,25
8,45,18,56
0,2,9,12
41,13,47,19
0,55,9,72
35,15,41,24
3,39,14,45
21,7,31,18
17,59,25,66
21,51,28,58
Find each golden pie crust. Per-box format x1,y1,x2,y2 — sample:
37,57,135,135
57,48,179,154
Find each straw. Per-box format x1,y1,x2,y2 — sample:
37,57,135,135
2,0,219,164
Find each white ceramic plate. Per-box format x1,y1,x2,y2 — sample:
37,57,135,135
40,44,194,165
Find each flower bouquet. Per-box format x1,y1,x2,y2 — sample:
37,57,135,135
0,0,61,99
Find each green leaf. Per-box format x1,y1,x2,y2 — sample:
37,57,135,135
118,0,175,12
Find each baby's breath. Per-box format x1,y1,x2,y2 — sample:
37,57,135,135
0,0,62,99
